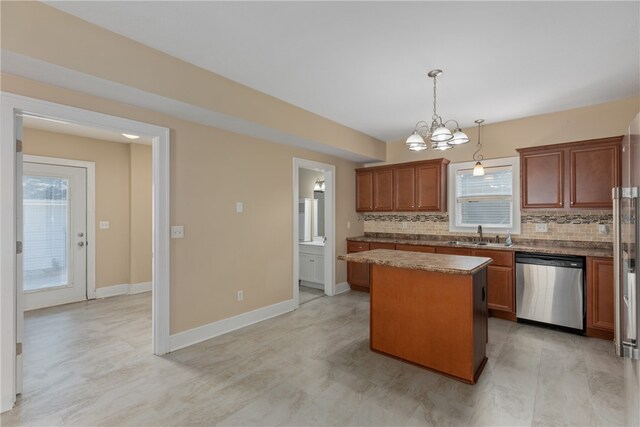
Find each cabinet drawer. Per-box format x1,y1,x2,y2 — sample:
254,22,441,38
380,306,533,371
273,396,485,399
396,244,436,253
472,249,513,267
436,247,472,256
347,241,370,253
370,242,396,250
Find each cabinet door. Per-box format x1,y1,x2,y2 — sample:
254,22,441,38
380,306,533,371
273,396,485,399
486,265,514,312
587,257,614,339
395,244,436,253
394,166,416,211
435,247,472,256
347,241,370,292
313,255,324,284
356,170,373,212
570,143,620,208
416,163,443,211
373,169,394,211
299,254,313,282
521,150,564,208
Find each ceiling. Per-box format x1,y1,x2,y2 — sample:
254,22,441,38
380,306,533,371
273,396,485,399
45,1,640,142
23,115,153,145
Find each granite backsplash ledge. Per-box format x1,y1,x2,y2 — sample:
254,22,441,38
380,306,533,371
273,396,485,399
363,210,614,243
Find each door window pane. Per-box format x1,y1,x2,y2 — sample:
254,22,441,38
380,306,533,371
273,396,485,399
23,176,70,291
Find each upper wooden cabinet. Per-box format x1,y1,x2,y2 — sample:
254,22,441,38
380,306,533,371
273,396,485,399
570,142,620,208
416,162,447,211
520,149,564,208
517,136,622,209
373,168,394,211
355,170,373,211
355,158,449,212
393,166,416,211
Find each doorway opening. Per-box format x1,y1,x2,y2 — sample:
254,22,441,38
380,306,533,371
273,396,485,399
292,158,336,307
0,92,170,412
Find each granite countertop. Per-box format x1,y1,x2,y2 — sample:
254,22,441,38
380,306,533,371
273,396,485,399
347,235,613,258
338,249,493,275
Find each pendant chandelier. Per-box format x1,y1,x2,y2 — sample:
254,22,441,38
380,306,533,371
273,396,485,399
406,69,470,152
472,119,485,176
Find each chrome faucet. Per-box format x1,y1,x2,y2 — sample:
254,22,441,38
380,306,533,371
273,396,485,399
477,225,483,242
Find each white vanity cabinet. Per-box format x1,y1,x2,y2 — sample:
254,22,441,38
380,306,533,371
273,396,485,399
299,243,325,287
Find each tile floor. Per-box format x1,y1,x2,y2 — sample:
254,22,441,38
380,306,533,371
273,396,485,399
299,285,325,305
1,291,627,426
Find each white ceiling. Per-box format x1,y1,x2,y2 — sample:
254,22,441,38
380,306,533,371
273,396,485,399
45,1,640,142
23,115,153,145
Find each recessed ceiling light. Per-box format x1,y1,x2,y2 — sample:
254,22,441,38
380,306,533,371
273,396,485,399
122,133,140,140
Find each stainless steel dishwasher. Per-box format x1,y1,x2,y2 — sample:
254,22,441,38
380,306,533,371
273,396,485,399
515,253,585,334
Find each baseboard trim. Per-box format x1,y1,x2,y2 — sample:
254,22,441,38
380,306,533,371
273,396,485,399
300,281,323,290
334,281,351,295
95,282,152,299
169,298,296,352
129,282,152,294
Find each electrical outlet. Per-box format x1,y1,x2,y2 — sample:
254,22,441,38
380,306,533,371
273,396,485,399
347,221,351,229
535,223,548,232
171,225,184,239
599,224,609,235
237,290,244,302
236,202,243,213
400,222,408,230
99,221,110,229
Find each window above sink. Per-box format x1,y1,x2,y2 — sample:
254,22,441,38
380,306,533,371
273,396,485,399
448,156,521,234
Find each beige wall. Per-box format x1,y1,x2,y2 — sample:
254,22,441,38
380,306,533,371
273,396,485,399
382,97,640,165
129,144,152,284
2,73,364,334
299,168,324,200
23,128,153,288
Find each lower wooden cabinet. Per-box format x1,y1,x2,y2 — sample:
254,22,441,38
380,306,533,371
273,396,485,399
396,244,436,253
347,241,371,292
485,266,514,313
587,257,614,340
472,249,515,319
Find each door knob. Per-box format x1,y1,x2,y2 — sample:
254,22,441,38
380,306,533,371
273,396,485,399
78,232,84,237
78,241,85,247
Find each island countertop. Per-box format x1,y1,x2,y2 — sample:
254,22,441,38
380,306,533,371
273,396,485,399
338,249,492,275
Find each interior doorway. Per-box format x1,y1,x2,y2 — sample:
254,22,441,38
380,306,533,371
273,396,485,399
0,92,170,412
292,158,336,308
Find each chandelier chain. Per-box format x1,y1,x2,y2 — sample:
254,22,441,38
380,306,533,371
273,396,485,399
432,75,438,121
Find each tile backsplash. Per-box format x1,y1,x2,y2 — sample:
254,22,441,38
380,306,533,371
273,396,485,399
363,210,613,242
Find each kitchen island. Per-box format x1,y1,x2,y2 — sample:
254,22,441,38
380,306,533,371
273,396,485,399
338,249,492,384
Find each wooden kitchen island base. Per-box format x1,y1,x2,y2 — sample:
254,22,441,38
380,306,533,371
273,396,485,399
370,264,488,384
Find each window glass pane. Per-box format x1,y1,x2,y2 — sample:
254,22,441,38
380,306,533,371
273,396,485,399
457,168,512,197
23,176,69,291
460,200,512,227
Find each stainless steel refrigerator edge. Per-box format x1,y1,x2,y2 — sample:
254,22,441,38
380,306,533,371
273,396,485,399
614,112,640,426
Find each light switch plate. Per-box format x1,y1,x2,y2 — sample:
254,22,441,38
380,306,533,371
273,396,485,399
599,224,609,235
99,221,110,229
236,202,243,213
535,223,548,232
171,225,184,239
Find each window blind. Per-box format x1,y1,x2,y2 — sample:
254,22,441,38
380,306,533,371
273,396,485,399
455,166,513,228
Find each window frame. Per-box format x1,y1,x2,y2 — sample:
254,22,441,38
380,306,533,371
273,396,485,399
448,156,521,234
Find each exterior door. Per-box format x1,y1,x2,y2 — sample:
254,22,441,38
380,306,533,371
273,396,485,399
22,161,87,311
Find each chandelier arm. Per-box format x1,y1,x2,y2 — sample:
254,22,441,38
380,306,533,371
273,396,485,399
443,119,460,130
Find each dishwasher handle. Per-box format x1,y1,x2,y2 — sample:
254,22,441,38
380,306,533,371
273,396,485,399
515,253,584,269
